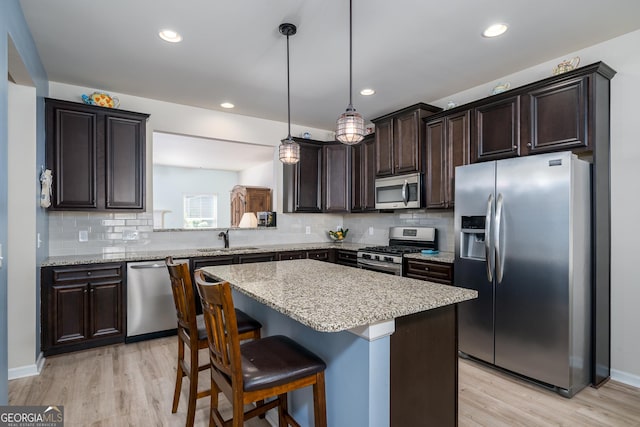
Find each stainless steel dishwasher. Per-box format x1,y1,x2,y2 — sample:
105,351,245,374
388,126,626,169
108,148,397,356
126,259,187,342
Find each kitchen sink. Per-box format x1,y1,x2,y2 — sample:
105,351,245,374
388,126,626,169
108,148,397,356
196,247,259,252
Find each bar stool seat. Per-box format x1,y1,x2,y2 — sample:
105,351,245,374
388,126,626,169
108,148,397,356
241,335,326,392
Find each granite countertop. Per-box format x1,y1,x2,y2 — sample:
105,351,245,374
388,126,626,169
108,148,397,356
41,243,455,267
201,259,476,333
404,251,455,264
41,242,365,266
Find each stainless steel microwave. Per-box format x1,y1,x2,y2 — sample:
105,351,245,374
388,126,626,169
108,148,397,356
375,172,422,209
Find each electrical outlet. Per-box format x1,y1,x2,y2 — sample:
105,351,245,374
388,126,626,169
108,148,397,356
123,229,139,241
369,226,374,236
79,230,88,242
305,226,311,235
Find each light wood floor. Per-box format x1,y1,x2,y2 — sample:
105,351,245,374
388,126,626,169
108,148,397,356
9,336,640,426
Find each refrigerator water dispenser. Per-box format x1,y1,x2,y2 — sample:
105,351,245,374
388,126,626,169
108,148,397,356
460,216,486,260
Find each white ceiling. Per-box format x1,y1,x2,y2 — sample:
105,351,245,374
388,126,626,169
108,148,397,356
19,0,640,131
152,132,274,171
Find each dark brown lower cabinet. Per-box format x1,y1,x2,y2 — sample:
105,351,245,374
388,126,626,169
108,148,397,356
42,263,124,356
307,249,334,262
391,305,458,427
278,249,335,262
335,249,358,267
237,252,276,263
404,258,453,285
277,251,307,261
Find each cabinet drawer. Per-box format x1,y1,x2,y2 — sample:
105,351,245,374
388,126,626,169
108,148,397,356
237,253,276,263
52,263,123,283
336,249,358,267
278,251,307,261
405,259,453,285
307,249,332,262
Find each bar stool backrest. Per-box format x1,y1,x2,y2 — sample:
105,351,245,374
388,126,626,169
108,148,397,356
194,271,242,390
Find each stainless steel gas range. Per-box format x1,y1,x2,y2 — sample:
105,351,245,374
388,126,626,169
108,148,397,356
357,227,438,275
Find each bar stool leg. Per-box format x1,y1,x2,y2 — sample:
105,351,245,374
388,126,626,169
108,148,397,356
313,372,328,427
277,393,288,426
186,347,198,427
172,339,185,413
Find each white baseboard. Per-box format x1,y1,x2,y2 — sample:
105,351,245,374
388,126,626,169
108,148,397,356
611,368,640,389
8,352,45,380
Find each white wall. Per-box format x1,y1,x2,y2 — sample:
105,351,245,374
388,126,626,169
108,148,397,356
7,82,38,373
429,29,640,386
239,161,274,189
153,165,238,229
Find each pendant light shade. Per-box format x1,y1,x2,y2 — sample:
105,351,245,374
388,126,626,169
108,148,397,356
278,23,301,164
336,107,365,145
336,0,365,145
279,136,300,164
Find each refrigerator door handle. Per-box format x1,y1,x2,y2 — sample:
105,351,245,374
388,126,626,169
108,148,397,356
485,194,494,282
495,193,505,284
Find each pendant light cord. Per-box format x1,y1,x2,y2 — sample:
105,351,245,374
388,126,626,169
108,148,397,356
348,0,354,110
286,32,292,139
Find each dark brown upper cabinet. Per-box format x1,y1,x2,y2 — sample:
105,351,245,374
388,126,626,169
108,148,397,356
520,75,588,155
472,95,521,162
283,138,351,214
283,139,323,213
45,98,149,211
372,103,441,177
351,134,377,212
323,143,351,212
425,110,470,209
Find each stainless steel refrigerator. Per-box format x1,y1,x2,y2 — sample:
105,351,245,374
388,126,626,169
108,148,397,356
454,151,591,397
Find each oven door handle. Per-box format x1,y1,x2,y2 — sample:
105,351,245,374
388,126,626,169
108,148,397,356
357,259,401,274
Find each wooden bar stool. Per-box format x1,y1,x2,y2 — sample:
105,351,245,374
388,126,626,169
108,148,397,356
194,270,327,427
165,257,262,427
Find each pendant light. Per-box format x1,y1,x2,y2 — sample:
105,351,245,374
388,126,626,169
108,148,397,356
278,23,300,164
335,0,365,145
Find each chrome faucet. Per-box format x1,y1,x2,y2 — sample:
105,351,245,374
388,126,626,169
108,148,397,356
218,229,230,248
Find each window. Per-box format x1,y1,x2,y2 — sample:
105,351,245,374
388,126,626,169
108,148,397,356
183,193,217,228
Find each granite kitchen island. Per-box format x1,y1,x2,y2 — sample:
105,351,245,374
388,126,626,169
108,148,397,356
201,259,476,427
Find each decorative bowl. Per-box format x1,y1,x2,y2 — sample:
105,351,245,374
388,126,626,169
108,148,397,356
328,228,348,242
491,82,511,95
552,56,580,75
81,91,120,108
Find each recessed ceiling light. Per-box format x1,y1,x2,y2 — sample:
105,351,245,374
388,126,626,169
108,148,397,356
220,102,235,109
159,29,182,43
360,88,376,96
482,23,508,38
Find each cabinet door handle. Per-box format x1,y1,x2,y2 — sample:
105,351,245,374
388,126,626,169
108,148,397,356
527,143,532,147
424,267,430,271
87,271,92,276
512,145,517,150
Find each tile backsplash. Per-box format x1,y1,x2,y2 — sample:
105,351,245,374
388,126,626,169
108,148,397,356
48,210,454,256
